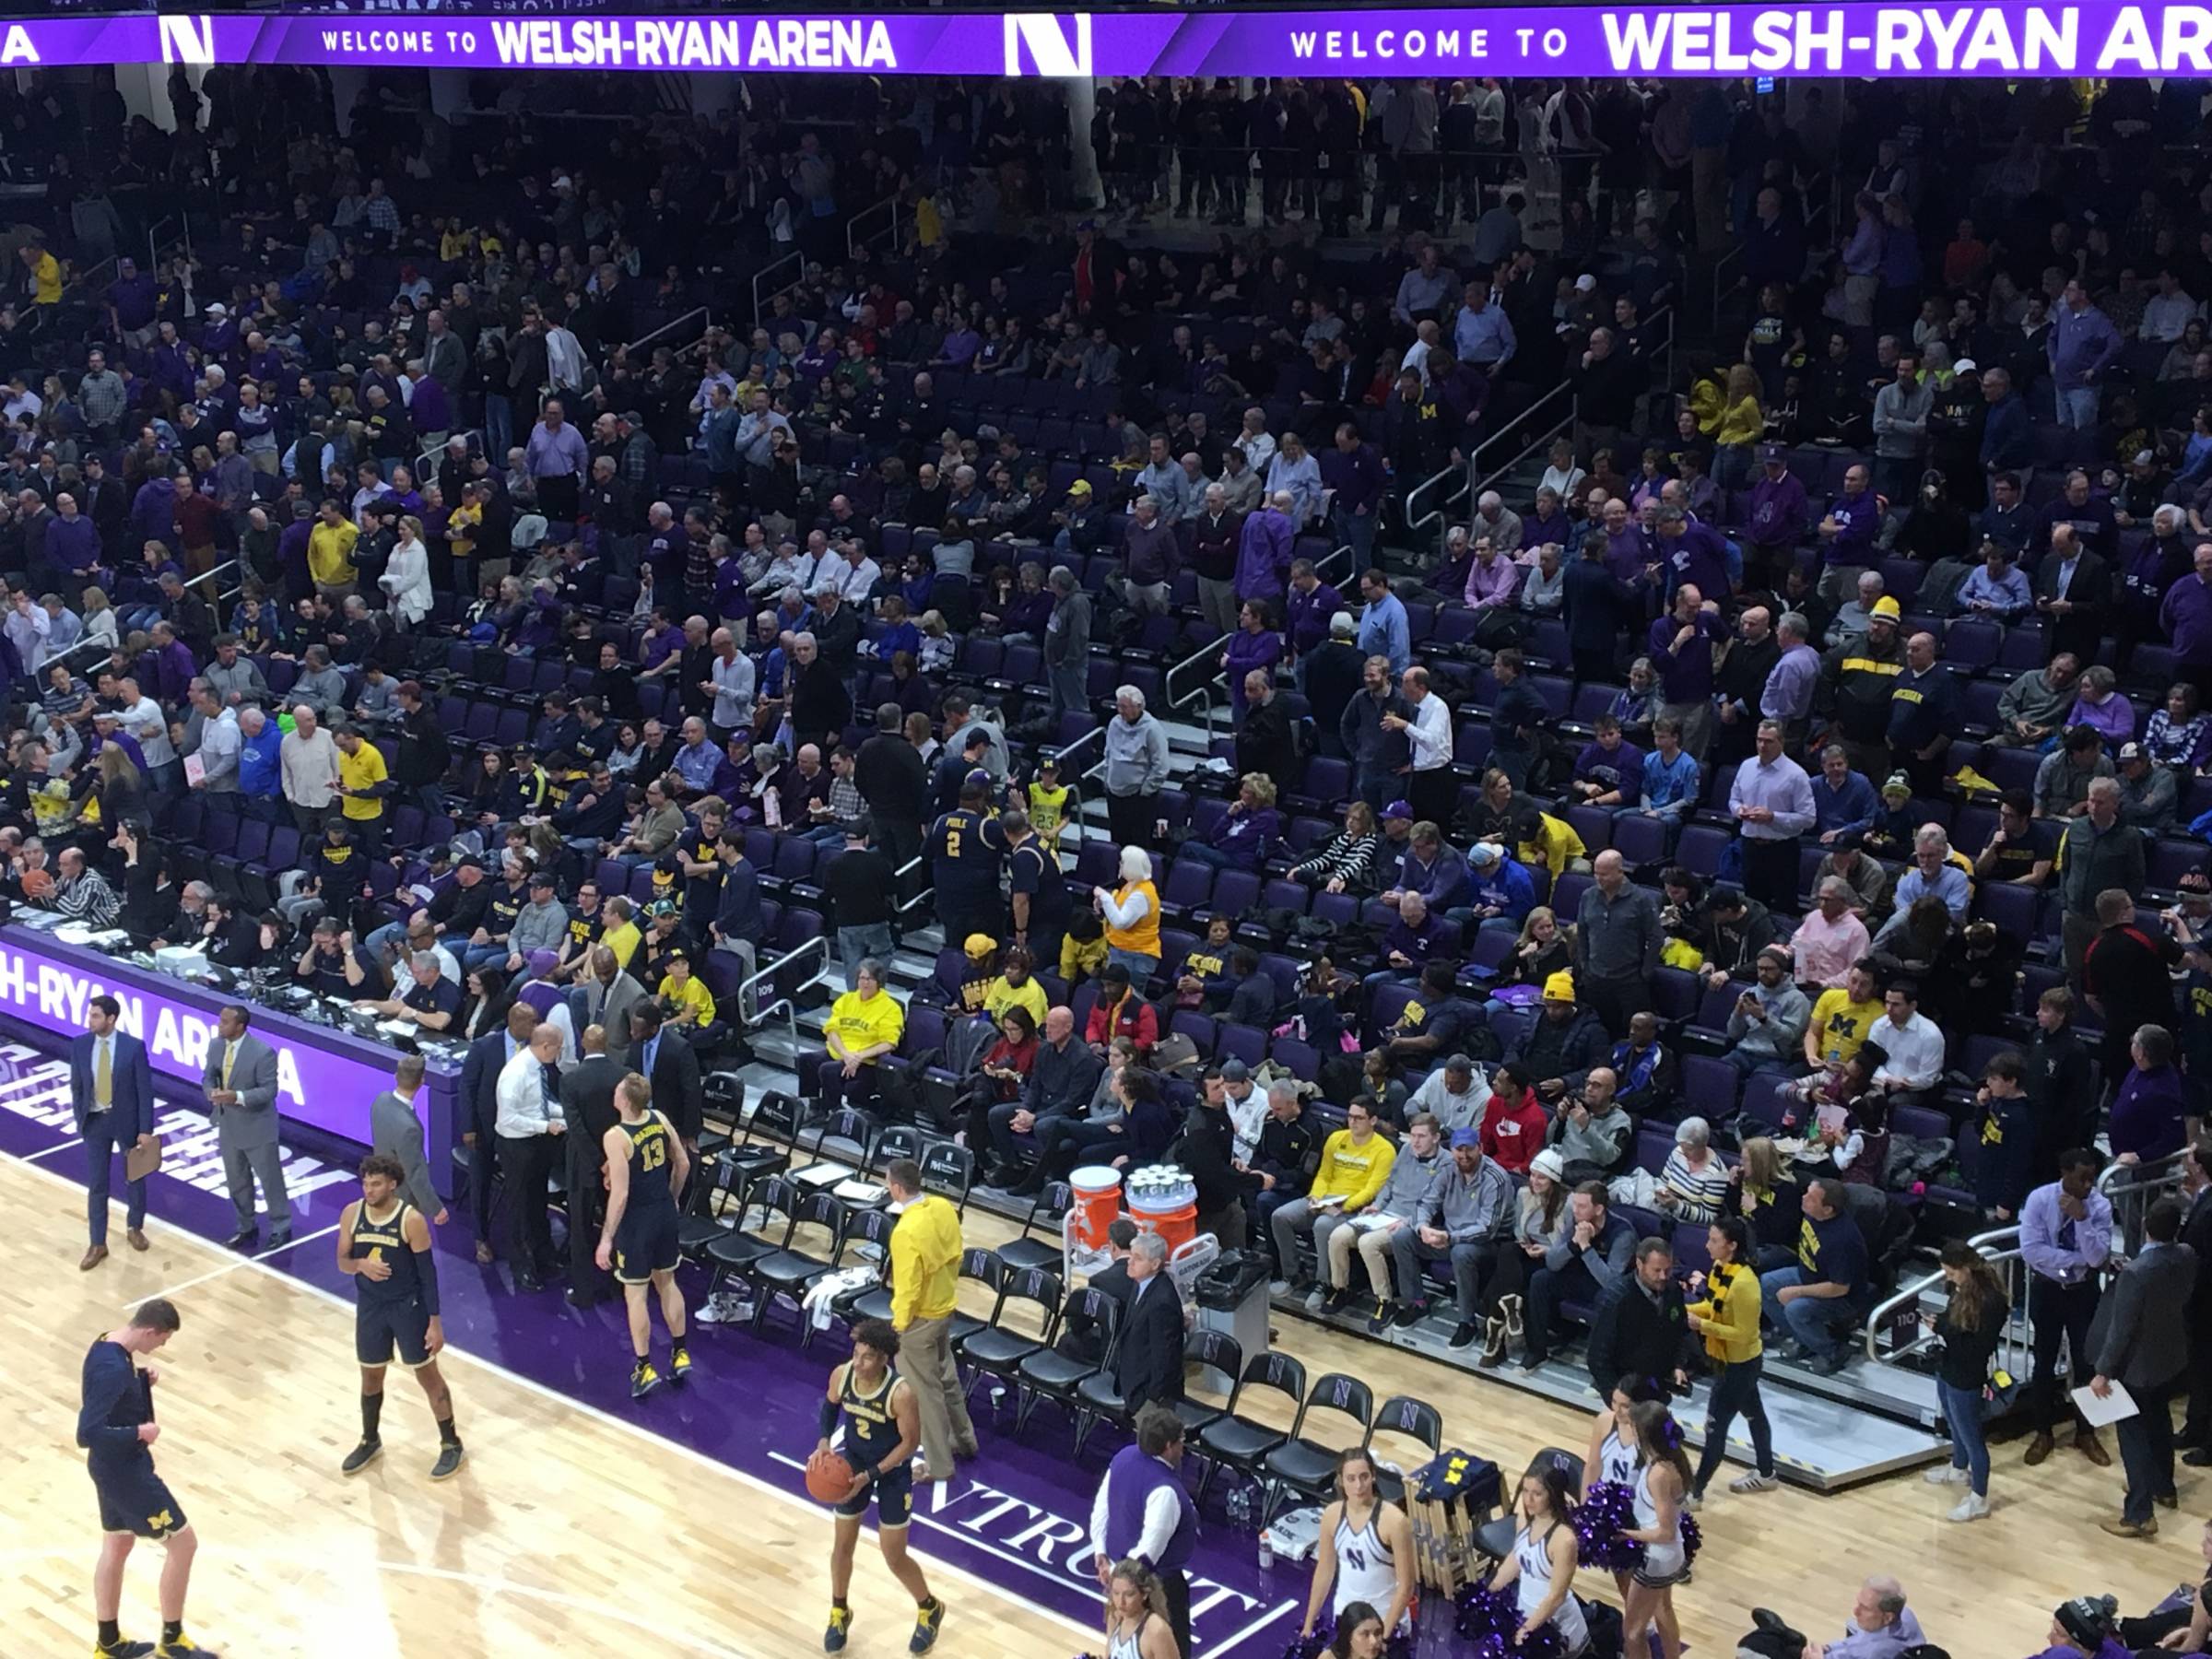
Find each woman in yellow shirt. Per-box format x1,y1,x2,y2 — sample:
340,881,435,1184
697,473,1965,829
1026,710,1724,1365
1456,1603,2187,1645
820,959,905,1113
656,948,719,1030
1683,1215,1775,1505
1712,365,1765,489
981,947,1048,1030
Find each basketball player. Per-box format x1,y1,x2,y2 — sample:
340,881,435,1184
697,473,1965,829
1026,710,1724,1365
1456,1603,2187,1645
78,1298,215,1659
1300,1446,1415,1641
336,1154,465,1479
815,1318,945,1653
595,1071,692,1398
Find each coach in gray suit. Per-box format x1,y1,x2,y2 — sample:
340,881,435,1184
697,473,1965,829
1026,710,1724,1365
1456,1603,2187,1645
2091,1195,2199,1537
202,1003,290,1250
570,944,648,1064
371,1052,445,1221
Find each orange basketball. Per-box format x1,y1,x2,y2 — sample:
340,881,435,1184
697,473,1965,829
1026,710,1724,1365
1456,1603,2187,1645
805,1446,855,1504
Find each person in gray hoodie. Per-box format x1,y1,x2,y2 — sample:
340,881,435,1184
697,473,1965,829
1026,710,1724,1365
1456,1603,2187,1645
1334,1112,1447,1333
1392,1126,1517,1345
506,869,571,969
1102,686,1171,848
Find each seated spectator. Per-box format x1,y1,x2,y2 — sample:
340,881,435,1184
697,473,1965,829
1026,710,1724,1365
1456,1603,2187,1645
1085,964,1159,1057
1456,840,1537,935
1241,1078,1323,1240
1891,824,1972,922
1180,771,1282,872
1339,1112,1450,1334
952,1005,1040,1141
1823,1577,1928,1659
1567,714,1643,808
2114,742,2179,833
1269,1094,1396,1300
1521,1179,1637,1369
1549,1065,1632,1182
1479,1062,1548,1174
1405,1053,1491,1135
816,958,905,1114
1724,946,1814,1072
1657,1116,1730,1222
1504,971,1610,1104
2143,682,2212,773
1288,798,1382,893
1726,1137,1806,1273
1607,1011,1679,1116
2066,666,2136,751
1757,1174,1870,1374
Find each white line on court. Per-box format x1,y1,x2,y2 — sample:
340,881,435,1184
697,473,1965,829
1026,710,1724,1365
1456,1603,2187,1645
22,1135,83,1162
0,1547,753,1657
4,1149,1099,1646
128,1221,344,1307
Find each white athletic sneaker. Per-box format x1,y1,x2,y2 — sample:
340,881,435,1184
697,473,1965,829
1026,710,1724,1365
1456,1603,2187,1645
1680,1491,1703,1512
1304,1287,1327,1312
1923,1465,1969,1486
693,1291,755,1326
1268,1279,1293,1298
1727,1472,1780,1494
1947,1492,1990,1523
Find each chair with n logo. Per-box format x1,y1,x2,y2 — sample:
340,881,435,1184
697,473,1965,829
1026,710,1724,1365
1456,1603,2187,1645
1261,1372,1375,1524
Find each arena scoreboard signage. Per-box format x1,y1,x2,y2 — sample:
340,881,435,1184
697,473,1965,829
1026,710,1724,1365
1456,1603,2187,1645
20,5,2212,76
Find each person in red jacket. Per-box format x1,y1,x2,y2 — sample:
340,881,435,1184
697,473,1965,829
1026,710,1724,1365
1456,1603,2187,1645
1084,963,1159,1057
1480,1062,1548,1174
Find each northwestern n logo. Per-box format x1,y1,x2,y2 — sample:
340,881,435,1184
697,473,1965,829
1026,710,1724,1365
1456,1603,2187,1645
159,15,215,65
1002,13,1092,76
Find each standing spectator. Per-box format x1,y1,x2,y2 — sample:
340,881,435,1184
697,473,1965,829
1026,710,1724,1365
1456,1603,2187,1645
1573,852,1662,1038
493,1024,568,1291
1729,721,1817,911
2020,1148,2116,1470
526,397,590,523
279,703,340,835
2090,1197,2195,1538
1102,688,1169,850
2050,278,2123,430
885,1157,978,1485
1044,565,1093,720
2059,788,2147,982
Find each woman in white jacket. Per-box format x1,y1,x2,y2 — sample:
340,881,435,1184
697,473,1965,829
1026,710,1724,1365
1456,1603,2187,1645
381,514,433,629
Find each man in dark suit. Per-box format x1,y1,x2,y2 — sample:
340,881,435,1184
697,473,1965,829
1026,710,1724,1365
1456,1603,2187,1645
459,1002,539,1265
69,994,156,1270
629,1001,704,1156
1065,1218,1139,1362
2092,1196,2199,1537
202,1003,288,1250
2180,1144,2212,1462
559,1023,628,1306
1586,1235,1696,1399
2031,523,2110,666
1113,1231,1185,1415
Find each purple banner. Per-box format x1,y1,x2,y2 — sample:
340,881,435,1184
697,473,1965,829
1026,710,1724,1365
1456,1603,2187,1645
13,6,2212,77
0,927,394,1147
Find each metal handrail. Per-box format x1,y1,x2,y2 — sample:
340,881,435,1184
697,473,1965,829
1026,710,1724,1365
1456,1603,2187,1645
2099,1147,2192,1246
627,305,711,359
1163,628,1233,740
846,195,900,264
1471,393,1581,510
1862,1240,2030,1383
414,426,483,481
735,934,830,1053
751,250,806,330
893,853,934,925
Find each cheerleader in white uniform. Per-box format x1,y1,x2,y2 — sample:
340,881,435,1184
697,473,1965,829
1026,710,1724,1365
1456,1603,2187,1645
1488,1460,1590,1656
1102,1559,1179,1659
1300,1448,1416,1641
1619,1399,1692,1659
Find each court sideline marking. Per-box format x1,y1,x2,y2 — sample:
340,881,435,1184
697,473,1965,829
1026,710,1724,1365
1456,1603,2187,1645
0,1547,752,1657
6,1149,1100,1646
126,1221,346,1308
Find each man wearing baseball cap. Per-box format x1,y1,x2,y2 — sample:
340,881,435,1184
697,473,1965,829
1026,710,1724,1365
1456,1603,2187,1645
1388,1125,1515,1348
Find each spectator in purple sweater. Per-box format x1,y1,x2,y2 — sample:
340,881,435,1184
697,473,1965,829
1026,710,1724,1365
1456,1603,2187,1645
1220,600,1284,716
1180,772,1282,872
1234,492,1294,604
1742,444,1810,586
2109,1023,2191,1164
2160,545,2212,702
1283,559,1345,658
2065,667,2136,750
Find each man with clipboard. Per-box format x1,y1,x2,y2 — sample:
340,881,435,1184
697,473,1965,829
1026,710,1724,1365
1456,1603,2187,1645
70,994,158,1272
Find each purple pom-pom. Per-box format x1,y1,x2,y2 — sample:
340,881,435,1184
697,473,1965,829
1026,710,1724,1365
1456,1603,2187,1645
1452,1582,1568,1658
1571,1478,1646,1572
1279,1629,1332,1659
1679,1508,1703,1567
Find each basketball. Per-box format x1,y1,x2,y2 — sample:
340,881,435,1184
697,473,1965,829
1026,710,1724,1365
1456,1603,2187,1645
804,1447,854,1504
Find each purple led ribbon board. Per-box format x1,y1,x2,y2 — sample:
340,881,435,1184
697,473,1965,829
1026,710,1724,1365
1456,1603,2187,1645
0,928,391,1146
23,7,2212,78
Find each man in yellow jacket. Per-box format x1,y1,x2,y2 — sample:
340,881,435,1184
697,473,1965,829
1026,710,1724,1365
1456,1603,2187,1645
1267,1095,1396,1315
887,1158,975,1482
308,500,359,602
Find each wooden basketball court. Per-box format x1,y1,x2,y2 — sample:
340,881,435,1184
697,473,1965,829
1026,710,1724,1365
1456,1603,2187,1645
0,1147,2193,1658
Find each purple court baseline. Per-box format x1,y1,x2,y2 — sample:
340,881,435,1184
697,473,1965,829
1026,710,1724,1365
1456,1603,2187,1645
26,6,2212,77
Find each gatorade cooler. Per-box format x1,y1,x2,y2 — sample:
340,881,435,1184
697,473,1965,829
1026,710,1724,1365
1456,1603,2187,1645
1125,1166,1199,1253
1069,1165,1124,1250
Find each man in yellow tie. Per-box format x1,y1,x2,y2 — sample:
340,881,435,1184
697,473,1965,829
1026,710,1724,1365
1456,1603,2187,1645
200,1006,289,1252
69,996,156,1271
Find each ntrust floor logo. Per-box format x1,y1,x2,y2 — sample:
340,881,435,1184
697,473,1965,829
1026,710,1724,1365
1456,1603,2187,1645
0,1042,355,1214
1003,12,1091,76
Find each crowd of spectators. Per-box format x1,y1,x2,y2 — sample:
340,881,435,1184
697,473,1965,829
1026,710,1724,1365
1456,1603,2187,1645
1,66,2211,1601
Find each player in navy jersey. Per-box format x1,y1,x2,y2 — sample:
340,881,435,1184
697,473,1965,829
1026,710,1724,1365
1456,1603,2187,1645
338,1153,465,1480
816,1317,942,1653
78,1297,215,1659
596,1071,693,1398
